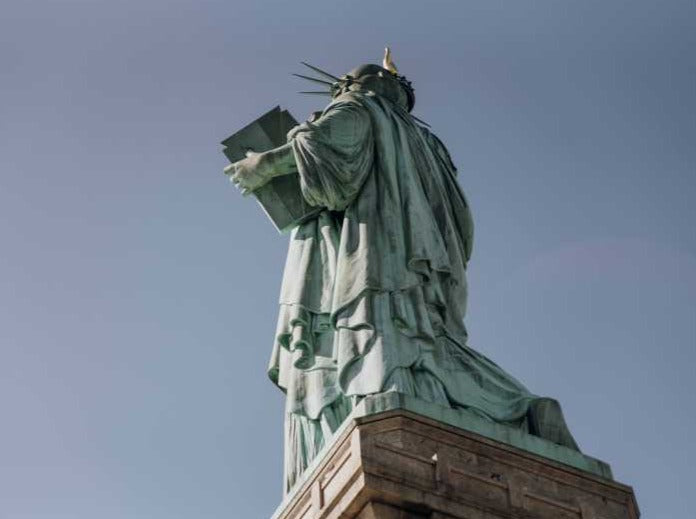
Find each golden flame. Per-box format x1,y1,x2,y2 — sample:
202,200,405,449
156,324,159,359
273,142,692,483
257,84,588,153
383,47,398,74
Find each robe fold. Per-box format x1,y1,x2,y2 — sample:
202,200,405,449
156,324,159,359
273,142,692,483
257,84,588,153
268,91,538,491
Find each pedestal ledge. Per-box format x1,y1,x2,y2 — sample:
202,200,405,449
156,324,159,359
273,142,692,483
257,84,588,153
272,393,639,519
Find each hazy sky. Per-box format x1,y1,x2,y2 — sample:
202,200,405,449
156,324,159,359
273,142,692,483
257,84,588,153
1,1,695,517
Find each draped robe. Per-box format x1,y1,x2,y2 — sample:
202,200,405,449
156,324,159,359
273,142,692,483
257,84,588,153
268,91,540,491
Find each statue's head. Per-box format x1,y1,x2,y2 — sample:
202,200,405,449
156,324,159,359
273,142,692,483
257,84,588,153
332,62,415,112
296,48,416,112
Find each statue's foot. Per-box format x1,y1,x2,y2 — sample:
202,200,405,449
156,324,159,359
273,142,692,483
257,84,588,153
527,398,580,451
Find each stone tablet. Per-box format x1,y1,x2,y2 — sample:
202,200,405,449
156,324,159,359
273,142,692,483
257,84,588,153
221,106,320,233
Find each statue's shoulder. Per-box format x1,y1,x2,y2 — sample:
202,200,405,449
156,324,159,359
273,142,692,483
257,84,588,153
308,92,373,126
287,93,372,141
323,92,369,112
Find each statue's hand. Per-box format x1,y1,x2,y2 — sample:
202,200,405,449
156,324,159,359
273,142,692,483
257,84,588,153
224,151,272,195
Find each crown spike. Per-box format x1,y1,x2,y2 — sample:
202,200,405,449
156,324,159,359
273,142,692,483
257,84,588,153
292,73,334,86
411,114,431,127
301,61,340,81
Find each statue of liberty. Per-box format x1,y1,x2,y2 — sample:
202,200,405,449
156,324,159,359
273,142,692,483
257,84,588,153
224,49,579,493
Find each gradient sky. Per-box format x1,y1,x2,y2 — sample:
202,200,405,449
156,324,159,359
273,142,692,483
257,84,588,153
1,1,695,517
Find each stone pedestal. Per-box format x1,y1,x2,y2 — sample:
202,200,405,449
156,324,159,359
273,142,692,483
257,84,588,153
272,394,639,519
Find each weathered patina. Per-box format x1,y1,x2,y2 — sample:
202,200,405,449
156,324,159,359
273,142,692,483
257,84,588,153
224,50,579,493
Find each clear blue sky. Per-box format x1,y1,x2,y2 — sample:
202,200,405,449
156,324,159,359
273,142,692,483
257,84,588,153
1,1,694,517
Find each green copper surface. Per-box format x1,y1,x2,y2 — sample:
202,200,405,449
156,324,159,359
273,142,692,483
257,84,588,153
224,67,582,494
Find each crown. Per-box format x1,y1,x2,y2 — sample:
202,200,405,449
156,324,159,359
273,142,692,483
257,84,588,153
293,48,421,119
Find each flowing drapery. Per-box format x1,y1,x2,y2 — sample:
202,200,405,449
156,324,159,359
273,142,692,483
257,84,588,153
268,91,543,491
